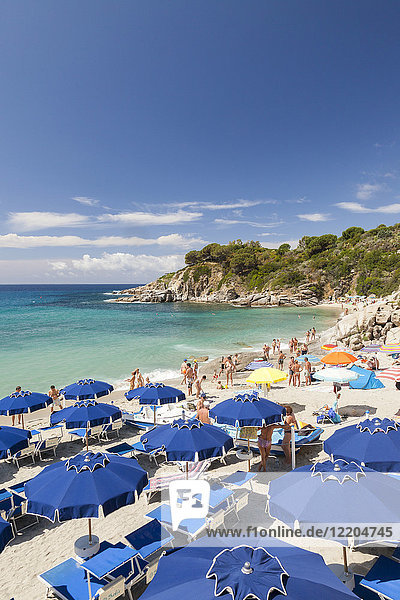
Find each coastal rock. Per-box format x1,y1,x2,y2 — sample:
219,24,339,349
391,309,400,327
375,305,393,325
385,327,400,344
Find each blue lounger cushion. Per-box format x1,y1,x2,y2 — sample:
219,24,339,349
39,558,105,600
125,518,174,559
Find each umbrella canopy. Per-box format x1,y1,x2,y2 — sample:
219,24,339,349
313,368,359,383
321,352,357,365
245,361,274,370
209,390,285,428
296,354,320,363
0,391,52,415
359,344,382,353
325,418,400,472
246,368,287,385
141,418,234,462
0,517,13,553
125,382,185,404
60,378,113,400
376,367,400,382
380,344,400,353
321,343,337,351
267,459,400,541
25,451,148,522
50,400,121,429
139,537,356,600
0,425,31,459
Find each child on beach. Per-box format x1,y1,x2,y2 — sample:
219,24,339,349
212,370,218,382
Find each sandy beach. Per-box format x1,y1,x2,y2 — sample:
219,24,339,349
0,311,398,600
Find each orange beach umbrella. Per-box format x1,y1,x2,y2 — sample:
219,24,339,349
321,351,357,365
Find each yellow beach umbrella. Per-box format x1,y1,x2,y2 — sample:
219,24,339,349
246,367,288,391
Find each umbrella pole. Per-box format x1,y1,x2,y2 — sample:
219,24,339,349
21,414,25,430
86,425,89,452
291,425,296,470
185,462,188,480
247,437,251,472
154,407,156,425
88,518,92,543
343,546,348,574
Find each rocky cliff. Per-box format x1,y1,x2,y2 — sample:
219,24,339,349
112,262,320,307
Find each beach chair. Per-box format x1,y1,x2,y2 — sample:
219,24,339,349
313,400,341,425
35,427,63,460
145,504,207,540
130,441,164,466
106,442,137,457
69,425,104,444
125,518,174,577
143,460,211,503
358,555,400,600
38,557,114,600
353,574,381,600
11,444,35,468
100,419,123,441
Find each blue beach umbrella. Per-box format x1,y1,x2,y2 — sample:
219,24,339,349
0,425,31,459
25,451,148,543
0,390,52,428
209,390,285,428
141,419,233,474
139,537,357,600
50,400,122,450
245,361,274,370
125,383,185,424
324,418,400,472
60,378,114,400
267,458,400,570
0,517,13,553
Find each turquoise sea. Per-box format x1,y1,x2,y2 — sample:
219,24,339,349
0,285,340,397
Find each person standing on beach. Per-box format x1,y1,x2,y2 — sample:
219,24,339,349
305,330,310,343
180,359,188,385
225,356,234,388
136,371,144,388
311,327,316,341
277,339,281,352
194,375,206,399
263,344,270,360
257,423,282,472
272,339,276,354
11,386,22,426
293,360,302,387
233,354,239,371
48,385,62,413
127,369,137,390
288,357,295,386
197,400,211,424
281,406,298,465
186,363,194,396
218,356,225,377
278,350,286,371
304,358,312,386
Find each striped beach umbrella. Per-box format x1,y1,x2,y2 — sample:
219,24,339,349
360,344,381,353
321,343,337,351
376,367,400,382
380,344,400,354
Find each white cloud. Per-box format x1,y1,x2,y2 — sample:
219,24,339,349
356,183,382,200
8,212,90,231
172,199,275,210
261,239,299,249
50,253,184,275
98,210,202,225
297,213,331,222
72,196,99,206
336,201,400,214
0,233,204,249
214,218,284,228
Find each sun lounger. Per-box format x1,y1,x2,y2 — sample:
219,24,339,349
83,542,148,600
359,555,400,600
130,441,163,465
12,444,36,468
69,425,105,444
143,459,211,502
35,432,62,460
125,518,174,577
145,504,207,540
100,419,123,441
38,557,111,600
106,442,137,457
353,574,381,600
220,471,257,490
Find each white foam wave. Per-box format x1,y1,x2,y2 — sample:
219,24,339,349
110,368,181,391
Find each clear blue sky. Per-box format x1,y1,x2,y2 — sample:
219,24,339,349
0,0,399,282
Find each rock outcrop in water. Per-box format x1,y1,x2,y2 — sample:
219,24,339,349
112,265,320,307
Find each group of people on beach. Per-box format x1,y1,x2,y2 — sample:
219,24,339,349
180,359,208,398
127,369,146,390
257,405,297,471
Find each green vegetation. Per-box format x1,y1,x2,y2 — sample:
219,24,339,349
179,223,400,297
